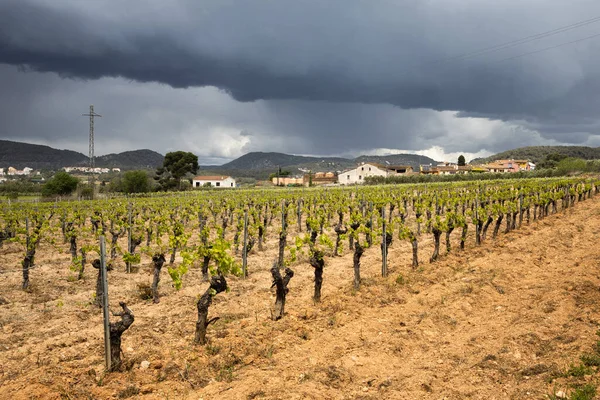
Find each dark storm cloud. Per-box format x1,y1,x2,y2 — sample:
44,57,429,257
2,0,600,117
2,0,600,160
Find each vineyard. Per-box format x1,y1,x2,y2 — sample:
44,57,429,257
1,177,600,399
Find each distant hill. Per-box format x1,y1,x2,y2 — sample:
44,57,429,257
0,140,163,170
220,152,355,171
95,150,164,169
0,140,88,170
354,154,438,167
201,151,438,179
471,146,600,165
0,140,438,178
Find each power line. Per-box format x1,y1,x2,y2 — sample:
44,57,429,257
493,31,600,63
429,15,600,66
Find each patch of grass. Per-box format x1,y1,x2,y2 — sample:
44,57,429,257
136,283,153,300
395,274,406,285
580,353,600,367
212,352,242,383
205,344,221,356
563,363,593,378
570,384,597,400
259,344,275,359
216,365,234,382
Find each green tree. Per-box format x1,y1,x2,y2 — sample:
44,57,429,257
457,155,466,166
41,172,79,197
122,170,150,194
268,170,291,180
155,151,198,190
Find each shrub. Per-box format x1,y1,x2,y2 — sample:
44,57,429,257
41,172,79,197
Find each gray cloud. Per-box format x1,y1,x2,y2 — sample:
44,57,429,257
1,0,600,161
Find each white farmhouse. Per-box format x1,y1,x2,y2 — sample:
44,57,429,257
339,163,387,184
193,175,236,188
338,163,414,185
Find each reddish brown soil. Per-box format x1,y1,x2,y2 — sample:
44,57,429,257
2,197,600,399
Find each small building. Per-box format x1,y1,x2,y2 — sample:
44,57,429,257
506,159,530,171
7,166,33,176
192,175,236,188
339,163,387,184
305,171,337,186
482,161,519,173
338,163,413,184
384,165,414,174
420,164,438,174
481,159,535,173
437,165,474,175
272,176,304,186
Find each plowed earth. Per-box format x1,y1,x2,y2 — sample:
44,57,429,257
2,196,600,399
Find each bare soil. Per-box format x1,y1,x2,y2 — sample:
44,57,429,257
2,197,600,399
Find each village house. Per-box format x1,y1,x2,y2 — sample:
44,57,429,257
7,167,33,176
272,172,337,187
480,159,536,173
483,162,516,173
440,165,474,175
338,163,414,184
272,176,304,186
419,164,438,174
192,175,236,188
63,166,110,174
305,172,337,186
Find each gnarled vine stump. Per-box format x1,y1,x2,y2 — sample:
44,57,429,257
151,254,165,303
109,302,134,371
309,250,324,303
353,242,364,290
334,224,347,256
195,274,227,345
271,262,294,320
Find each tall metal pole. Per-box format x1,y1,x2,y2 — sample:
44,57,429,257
100,236,111,371
126,203,132,273
82,105,101,186
242,210,248,278
381,206,387,277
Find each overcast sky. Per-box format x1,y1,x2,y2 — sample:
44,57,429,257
2,0,600,164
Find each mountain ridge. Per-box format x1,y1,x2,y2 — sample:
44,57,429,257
200,151,438,179
0,140,439,178
470,145,600,165
0,140,164,170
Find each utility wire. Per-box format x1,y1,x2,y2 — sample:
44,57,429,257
493,31,600,63
430,15,600,65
